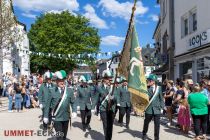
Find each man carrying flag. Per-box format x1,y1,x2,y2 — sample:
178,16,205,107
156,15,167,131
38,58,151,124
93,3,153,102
142,74,164,140
97,70,119,140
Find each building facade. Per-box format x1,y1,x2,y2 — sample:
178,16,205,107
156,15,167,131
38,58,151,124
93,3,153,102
174,0,210,82
153,0,175,81
0,0,30,76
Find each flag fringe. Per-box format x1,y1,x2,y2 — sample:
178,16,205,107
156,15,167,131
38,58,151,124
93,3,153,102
128,87,149,114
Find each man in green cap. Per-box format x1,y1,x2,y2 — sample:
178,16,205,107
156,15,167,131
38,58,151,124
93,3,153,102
44,70,75,140
96,70,120,140
77,75,94,132
118,77,131,129
38,71,55,130
142,74,164,140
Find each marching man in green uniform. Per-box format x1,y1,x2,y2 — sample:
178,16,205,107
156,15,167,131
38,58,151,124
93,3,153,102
38,71,54,130
77,75,94,132
142,74,164,140
118,77,131,129
97,70,120,140
43,70,75,140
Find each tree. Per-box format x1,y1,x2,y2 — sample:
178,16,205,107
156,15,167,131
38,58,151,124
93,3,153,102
0,0,23,59
28,11,100,73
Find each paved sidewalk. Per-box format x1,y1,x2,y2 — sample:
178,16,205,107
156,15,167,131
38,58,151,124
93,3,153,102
0,108,209,140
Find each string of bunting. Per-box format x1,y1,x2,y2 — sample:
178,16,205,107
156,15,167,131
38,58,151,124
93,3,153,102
17,49,122,61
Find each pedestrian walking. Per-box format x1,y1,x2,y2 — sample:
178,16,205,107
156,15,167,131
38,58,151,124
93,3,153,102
142,74,164,140
38,71,54,130
43,70,75,140
118,77,131,129
77,76,94,132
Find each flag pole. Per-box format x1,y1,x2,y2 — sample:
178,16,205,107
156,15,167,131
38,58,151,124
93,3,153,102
107,0,137,110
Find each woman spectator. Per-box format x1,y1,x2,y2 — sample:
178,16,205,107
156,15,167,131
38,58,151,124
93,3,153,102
21,82,26,110
0,79,3,97
199,80,208,97
7,82,15,112
177,98,191,134
25,85,31,109
14,83,23,112
188,85,208,140
173,82,186,107
164,80,175,126
30,87,38,108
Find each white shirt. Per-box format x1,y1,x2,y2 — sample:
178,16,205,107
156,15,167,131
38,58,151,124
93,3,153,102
58,87,64,94
151,85,156,93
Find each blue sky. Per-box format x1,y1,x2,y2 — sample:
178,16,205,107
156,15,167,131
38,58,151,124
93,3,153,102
13,0,160,56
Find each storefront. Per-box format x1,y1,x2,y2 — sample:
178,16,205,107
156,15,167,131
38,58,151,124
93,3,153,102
174,29,210,82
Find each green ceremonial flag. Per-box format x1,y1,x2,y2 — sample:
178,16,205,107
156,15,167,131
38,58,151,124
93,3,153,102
128,25,149,114
117,0,149,114
118,23,149,114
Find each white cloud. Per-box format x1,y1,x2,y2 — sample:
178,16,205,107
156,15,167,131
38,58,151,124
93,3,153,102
149,14,159,22
13,0,79,12
98,0,148,21
101,35,124,46
21,13,36,19
84,4,108,29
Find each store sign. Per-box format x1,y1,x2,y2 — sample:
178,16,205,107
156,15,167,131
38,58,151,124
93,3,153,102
189,29,210,49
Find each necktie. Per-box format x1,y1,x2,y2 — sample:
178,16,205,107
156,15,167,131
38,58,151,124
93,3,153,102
151,86,154,93
61,88,64,95
124,86,127,91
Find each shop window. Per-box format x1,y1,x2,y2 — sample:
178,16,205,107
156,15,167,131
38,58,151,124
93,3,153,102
197,57,210,81
181,15,189,37
189,9,197,33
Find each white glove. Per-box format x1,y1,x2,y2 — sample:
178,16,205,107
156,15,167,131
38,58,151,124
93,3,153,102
43,118,49,124
72,112,77,118
161,109,164,114
117,103,121,107
39,104,43,109
91,110,95,113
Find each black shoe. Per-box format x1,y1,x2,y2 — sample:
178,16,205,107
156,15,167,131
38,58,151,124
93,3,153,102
126,125,129,129
142,134,146,140
86,125,91,130
82,127,86,132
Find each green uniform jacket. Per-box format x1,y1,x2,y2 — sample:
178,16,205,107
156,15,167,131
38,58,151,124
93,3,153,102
89,85,98,108
119,86,131,108
97,85,120,113
38,83,55,108
145,85,164,115
44,86,75,121
77,85,94,110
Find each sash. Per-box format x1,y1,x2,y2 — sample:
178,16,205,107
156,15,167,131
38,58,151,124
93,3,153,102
144,86,159,112
54,85,68,116
101,85,113,108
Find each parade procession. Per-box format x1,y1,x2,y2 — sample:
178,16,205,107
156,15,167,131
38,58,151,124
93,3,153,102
1,0,210,140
